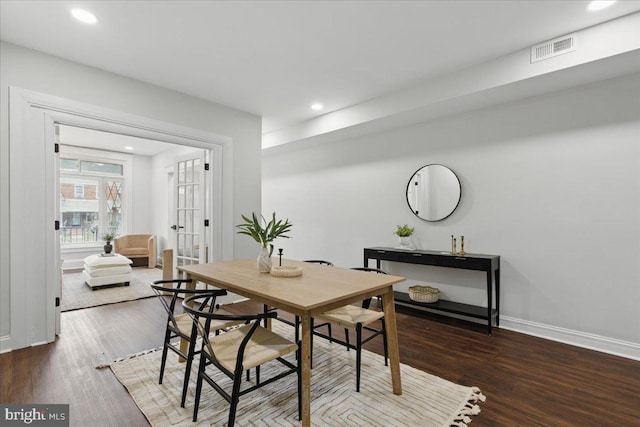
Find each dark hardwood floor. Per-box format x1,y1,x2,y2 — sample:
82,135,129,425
1,297,638,426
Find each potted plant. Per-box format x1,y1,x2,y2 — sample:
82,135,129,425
394,224,415,250
236,212,292,272
101,232,116,254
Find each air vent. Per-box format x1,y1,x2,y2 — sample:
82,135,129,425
531,33,577,63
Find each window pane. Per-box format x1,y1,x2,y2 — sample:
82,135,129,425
60,158,79,172
60,176,99,245
81,161,123,176
178,161,185,184
105,181,123,235
194,158,200,184
186,160,193,183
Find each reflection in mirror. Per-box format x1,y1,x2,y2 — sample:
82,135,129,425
406,164,461,221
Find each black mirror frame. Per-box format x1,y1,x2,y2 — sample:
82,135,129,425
405,164,461,222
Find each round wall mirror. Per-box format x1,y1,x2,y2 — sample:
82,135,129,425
406,164,461,221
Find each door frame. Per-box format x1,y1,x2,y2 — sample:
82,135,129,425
6,86,234,352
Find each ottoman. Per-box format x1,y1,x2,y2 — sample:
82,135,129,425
83,253,133,290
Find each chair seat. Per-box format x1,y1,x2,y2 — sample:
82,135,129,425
118,247,148,256
204,324,298,372
315,305,384,329
175,309,242,335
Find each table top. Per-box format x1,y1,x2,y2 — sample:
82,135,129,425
179,259,405,316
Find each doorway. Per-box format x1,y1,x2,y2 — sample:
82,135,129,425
56,124,206,312
8,87,234,351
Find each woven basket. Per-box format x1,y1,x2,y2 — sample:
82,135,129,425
408,285,440,303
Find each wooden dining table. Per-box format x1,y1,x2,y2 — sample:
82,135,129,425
178,258,406,427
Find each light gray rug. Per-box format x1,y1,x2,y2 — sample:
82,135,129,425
109,322,485,426
61,267,162,311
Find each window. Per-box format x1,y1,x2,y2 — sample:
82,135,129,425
59,155,126,246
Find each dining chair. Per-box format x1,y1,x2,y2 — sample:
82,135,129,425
150,279,243,408
182,294,301,425
311,267,389,392
264,259,335,344
303,259,334,266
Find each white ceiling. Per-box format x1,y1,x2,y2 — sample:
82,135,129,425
2,0,640,147
58,125,177,156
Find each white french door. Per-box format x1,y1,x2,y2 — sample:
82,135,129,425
172,151,207,269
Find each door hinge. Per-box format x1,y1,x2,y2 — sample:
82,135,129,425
204,219,209,227
54,143,59,153
55,297,60,307
204,163,210,171
54,220,60,230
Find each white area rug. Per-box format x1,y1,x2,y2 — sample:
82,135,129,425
109,322,485,426
61,267,162,311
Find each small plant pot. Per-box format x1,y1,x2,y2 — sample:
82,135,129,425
104,243,113,254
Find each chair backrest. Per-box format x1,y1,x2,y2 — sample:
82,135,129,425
182,294,278,374
150,279,227,332
351,267,387,274
304,260,334,266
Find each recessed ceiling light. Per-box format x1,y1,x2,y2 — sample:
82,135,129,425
310,103,324,111
587,1,616,11
124,146,134,151
71,8,98,24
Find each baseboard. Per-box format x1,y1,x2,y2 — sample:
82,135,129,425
501,316,640,361
62,258,85,271
0,334,11,354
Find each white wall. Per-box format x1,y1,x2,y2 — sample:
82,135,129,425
0,42,262,342
263,73,640,358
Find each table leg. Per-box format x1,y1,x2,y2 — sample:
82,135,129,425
381,287,402,395
178,273,197,363
300,312,311,427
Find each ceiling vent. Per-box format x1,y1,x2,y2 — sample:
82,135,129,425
531,33,577,63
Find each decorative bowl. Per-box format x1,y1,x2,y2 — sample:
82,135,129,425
270,266,303,277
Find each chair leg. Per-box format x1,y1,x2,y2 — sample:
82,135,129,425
158,328,171,384
192,353,207,422
310,317,314,369
228,372,243,427
263,304,269,328
297,345,302,421
180,333,197,407
356,323,362,392
381,318,388,367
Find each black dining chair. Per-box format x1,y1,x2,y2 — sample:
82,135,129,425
150,279,243,408
183,293,301,426
311,267,389,392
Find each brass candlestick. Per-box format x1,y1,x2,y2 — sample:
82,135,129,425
459,235,466,255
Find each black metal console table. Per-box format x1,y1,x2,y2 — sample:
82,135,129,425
364,247,500,334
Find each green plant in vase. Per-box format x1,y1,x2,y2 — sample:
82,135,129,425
101,232,116,254
394,224,415,249
236,212,292,272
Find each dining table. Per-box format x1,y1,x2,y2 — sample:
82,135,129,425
178,258,406,427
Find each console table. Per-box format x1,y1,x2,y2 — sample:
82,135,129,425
364,247,500,334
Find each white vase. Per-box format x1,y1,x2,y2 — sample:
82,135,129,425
397,236,413,250
257,247,272,273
